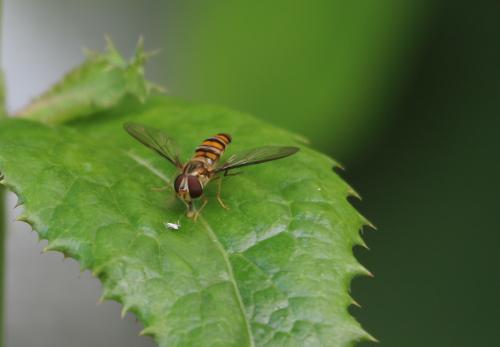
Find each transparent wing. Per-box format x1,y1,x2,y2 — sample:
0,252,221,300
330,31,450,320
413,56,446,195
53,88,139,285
123,122,183,168
215,146,299,173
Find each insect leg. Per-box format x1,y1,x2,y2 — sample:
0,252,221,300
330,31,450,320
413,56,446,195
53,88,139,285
193,197,208,222
216,176,230,210
185,200,196,219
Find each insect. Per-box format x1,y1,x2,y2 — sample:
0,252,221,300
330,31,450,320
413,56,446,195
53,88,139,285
124,122,299,219
164,220,181,231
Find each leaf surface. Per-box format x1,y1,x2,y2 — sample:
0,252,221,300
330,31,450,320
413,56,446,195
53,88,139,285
1,100,372,345
16,38,162,124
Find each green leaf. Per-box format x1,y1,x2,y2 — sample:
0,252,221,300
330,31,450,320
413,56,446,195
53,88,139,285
16,37,163,124
0,97,373,346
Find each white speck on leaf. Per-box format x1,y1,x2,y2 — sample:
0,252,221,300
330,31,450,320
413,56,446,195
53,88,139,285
165,221,181,231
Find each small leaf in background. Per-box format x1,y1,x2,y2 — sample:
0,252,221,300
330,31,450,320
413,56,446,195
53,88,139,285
0,96,374,346
16,37,164,124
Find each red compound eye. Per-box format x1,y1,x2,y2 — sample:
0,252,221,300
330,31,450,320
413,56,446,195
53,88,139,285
187,176,203,198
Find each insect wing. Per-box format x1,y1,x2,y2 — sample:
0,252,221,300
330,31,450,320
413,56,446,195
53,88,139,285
124,122,183,168
215,146,299,173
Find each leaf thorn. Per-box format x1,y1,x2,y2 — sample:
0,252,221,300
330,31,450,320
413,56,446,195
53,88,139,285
351,298,362,308
139,326,156,337
121,305,130,319
97,295,105,305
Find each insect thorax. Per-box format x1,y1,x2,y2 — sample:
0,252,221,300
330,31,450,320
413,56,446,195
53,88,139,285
184,158,212,177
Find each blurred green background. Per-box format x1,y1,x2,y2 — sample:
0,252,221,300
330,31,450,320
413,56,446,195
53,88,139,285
165,0,429,157
4,1,500,346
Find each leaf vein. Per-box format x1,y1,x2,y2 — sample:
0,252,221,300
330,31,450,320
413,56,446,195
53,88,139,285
199,217,256,347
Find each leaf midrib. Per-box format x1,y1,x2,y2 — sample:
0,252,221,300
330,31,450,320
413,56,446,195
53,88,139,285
126,150,255,347
198,216,255,347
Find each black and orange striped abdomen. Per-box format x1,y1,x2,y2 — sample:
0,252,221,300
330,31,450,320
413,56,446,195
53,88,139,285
194,133,232,162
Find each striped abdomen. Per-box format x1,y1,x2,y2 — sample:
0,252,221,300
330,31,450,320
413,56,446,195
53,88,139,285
194,133,232,163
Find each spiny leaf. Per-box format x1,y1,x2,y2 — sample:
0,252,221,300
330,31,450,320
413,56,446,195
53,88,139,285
0,96,373,346
16,37,164,124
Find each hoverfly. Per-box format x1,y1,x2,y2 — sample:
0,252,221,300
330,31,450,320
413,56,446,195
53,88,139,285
124,122,299,219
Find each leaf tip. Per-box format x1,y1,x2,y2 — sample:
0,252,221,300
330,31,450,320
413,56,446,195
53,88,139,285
363,267,375,278
363,217,378,231
351,263,374,279
366,333,380,343
139,326,156,337
136,35,145,51
358,239,370,250
15,214,28,223
98,288,119,305
132,36,160,64
332,162,346,172
121,305,130,319
347,187,362,200
104,34,117,52
14,196,25,209
42,245,55,253
351,297,362,308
